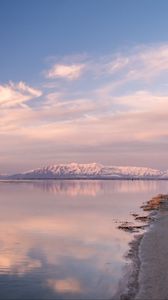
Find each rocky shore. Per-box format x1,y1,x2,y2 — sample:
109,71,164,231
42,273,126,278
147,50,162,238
118,194,168,300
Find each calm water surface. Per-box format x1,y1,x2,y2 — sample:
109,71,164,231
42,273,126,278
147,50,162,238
0,180,168,299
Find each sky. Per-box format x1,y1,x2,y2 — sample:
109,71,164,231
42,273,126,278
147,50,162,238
1,0,168,173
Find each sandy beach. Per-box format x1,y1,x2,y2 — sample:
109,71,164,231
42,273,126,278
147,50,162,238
136,200,168,300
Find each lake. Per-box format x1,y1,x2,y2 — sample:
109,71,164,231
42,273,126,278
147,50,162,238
0,180,168,299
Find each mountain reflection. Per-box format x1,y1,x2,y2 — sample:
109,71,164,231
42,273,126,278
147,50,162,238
29,180,104,196
23,179,166,195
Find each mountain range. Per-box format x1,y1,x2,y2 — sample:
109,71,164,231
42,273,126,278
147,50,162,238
1,162,168,180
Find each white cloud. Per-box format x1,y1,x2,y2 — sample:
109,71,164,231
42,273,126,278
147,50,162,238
107,44,168,82
0,81,42,107
43,44,168,88
46,63,85,80
108,56,130,73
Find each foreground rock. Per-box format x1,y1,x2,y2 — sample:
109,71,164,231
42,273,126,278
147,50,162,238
141,194,168,211
118,222,147,233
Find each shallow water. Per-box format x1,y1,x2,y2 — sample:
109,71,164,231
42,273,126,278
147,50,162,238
0,180,168,299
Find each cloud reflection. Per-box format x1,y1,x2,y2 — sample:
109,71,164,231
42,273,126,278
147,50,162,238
48,278,83,294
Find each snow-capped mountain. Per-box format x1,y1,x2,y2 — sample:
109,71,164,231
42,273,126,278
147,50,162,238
3,162,168,179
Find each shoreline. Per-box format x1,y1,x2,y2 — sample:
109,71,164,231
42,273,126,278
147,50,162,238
1,178,168,181
118,194,168,300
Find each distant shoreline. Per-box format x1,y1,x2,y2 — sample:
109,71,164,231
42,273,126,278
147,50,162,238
1,178,168,181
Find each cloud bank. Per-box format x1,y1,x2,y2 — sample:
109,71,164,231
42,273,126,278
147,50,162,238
1,43,168,172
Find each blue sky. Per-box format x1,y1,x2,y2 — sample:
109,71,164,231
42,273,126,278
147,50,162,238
1,0,168,83
1,0,168,172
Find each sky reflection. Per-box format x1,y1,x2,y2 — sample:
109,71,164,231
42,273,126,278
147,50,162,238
0,180,168,299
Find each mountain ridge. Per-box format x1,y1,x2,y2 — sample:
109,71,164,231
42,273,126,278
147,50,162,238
1,162,168,179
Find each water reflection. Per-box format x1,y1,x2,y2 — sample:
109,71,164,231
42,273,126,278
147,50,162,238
0,180,168,299
14,179,168,195
29,180,104,196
